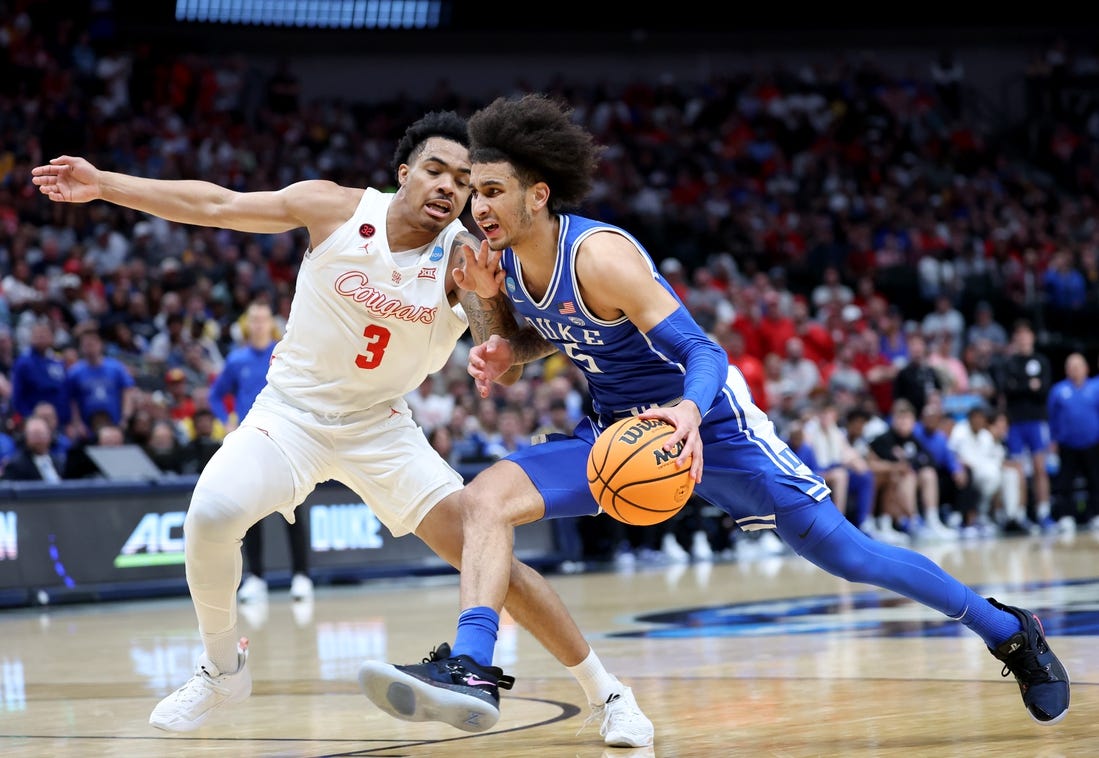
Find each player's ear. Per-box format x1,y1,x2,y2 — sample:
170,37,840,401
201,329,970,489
397,164,410,186
529,181,549,212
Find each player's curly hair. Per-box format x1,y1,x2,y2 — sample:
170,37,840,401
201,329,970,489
468,93,602,211
390,110,470,177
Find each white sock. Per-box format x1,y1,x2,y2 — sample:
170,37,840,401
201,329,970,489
566,648,621,706
203,628,242,674
1037,501,1051,520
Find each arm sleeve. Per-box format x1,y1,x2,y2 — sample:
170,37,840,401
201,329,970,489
645,304,728,414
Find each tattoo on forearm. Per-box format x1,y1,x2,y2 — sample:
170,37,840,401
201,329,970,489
461,291,556,363
509,327,558,364
464,292,519,344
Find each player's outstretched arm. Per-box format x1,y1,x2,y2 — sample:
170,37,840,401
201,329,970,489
31,155,347,235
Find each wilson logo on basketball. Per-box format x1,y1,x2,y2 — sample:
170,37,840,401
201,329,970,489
617,418,668,445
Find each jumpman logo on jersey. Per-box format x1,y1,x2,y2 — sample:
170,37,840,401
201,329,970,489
389,408,401,418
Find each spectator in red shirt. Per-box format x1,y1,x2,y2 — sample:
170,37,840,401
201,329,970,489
716,323,767,412
727,291,766,361
757,290,796,359
852,329,899,414
164,367,195,422
791,296,834,366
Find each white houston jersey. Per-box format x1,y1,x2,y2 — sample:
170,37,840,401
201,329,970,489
266,188,468,414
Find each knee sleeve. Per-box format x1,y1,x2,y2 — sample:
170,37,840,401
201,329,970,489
184,487,249,636
186,486,258,546
187,427,298,540
183,429,298,635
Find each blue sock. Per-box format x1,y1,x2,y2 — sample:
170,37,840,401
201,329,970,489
452,606,499,667
959,591,1025,648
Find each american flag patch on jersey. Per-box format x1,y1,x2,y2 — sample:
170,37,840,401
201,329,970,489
558,301,576,315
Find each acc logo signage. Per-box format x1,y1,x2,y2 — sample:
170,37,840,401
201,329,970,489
116,511,186,568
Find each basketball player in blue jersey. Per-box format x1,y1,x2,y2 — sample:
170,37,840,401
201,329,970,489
31,111,653,747
359,93,1070,734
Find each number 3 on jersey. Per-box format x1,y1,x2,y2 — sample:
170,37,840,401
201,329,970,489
356,324,391,369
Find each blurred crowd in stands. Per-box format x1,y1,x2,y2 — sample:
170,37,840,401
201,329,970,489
3,2,1099,568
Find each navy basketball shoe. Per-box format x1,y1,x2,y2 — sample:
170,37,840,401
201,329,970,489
358,642,515,732
986,598,1070,725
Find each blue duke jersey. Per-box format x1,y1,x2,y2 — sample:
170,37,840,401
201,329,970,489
502,215,688,419
501,214,830,535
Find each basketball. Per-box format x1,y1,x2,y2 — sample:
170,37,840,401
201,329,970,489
586,416,695,526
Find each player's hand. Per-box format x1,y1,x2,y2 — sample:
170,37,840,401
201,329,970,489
468,334,515,398
639,401,704,483
30,156,103,204
453,238,505,299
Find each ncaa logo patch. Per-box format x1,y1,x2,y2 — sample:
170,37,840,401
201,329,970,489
505,276,524,302
429,245,445,262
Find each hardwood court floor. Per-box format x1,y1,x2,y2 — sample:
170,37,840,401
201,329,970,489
1,532,1096,757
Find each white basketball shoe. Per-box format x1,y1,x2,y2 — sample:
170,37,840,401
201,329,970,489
583,685,654,747
149,638,252,732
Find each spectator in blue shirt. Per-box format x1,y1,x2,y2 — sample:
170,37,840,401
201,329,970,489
209,301,277,432
11,320,70,428
1043,250,1087,337
481,404,532,459
1047,352,1099,530
65,321,137,440
211,301,312,603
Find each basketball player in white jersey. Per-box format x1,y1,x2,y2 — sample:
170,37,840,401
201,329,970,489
31,111,654,747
